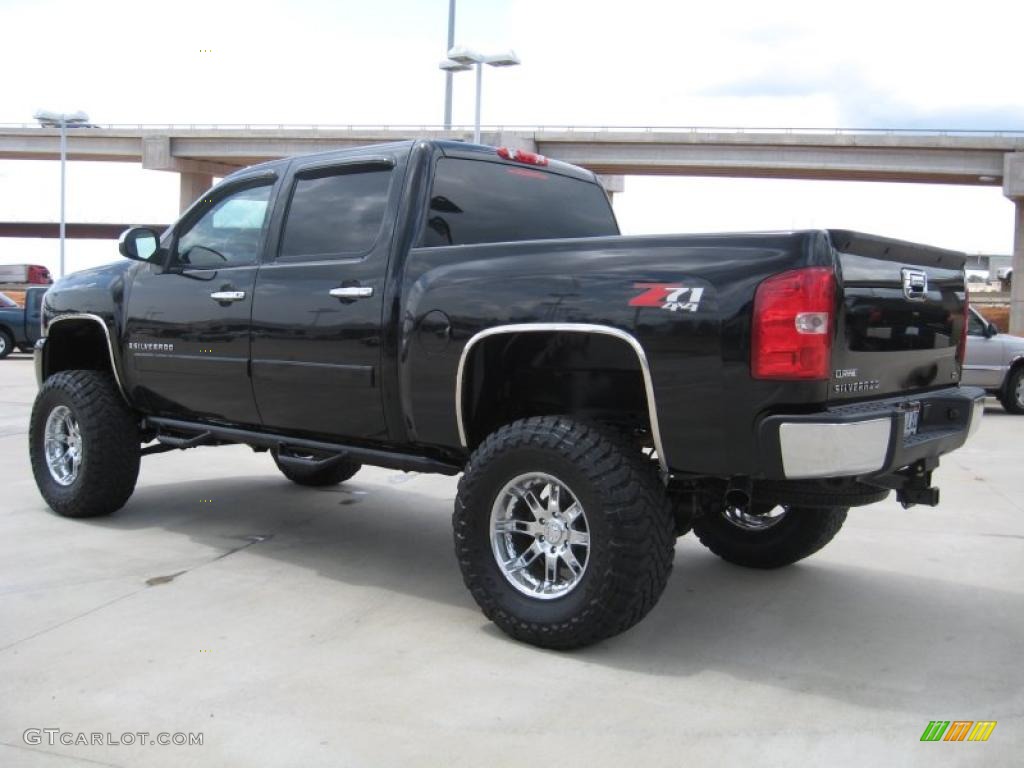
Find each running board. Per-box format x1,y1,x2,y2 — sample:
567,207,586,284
145,417,462,476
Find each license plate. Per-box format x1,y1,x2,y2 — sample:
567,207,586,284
903,403,921,438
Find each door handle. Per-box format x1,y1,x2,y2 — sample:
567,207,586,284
329,286,374,299
210,290,246,302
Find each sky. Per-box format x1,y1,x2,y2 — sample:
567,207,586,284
1,0,1022,275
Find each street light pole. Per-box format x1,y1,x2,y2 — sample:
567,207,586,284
59,117,66,279
33,110,89,278
439,47,520,145
443,0,456,129
474,61,483,144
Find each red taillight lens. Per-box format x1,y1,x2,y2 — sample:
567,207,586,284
957,285,969,364
752,267,836,380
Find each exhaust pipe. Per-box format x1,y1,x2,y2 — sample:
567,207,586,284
724,477,752,509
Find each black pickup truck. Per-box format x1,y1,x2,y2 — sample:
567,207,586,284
29,140,984,649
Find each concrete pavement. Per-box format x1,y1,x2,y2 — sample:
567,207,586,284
0,353,1021,767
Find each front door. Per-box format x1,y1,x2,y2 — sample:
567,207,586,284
250,153,400,441
123,177,277,425
963,308,1005,389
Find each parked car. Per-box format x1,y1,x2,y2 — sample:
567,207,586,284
28,141,984,649
0,287,45,358
996,266,1013,291
963,306,1024,413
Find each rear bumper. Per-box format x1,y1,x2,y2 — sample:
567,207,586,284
757,386,985,480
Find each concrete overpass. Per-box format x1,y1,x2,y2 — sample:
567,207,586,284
1,123,1023,330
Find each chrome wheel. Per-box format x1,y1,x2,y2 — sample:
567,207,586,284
490,472,590,600
722,504,787,531
44,405,82,486
0,335,7,356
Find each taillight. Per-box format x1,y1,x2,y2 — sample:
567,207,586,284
496,146,549,166
957,285,969,364
752,267,836,380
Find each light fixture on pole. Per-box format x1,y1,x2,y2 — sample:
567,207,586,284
439,47,520,144
33,109,90,278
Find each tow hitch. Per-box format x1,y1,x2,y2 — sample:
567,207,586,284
866,459,940,508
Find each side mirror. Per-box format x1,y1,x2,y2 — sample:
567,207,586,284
118,227,160,262
984,323,998,338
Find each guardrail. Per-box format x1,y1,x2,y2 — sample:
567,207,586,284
2,123,1024,137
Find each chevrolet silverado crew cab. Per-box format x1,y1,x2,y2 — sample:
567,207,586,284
29,140,984,649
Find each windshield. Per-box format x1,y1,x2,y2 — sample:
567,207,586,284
0,292,16,308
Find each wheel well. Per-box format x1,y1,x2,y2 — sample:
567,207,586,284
0,324,14,340
459,331,653,450
44,319,114,380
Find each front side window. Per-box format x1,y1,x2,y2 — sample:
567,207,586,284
176,183,274,268
967,310,987,337
279,168,392,260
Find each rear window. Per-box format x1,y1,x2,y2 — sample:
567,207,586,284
420,157,618,247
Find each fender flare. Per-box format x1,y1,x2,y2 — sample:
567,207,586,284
44,313,129,403
454,323,668,473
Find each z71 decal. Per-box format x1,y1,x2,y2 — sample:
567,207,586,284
629,283,705,313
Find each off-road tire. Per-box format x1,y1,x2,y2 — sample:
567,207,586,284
454,416,675,650
1000,367,1024,415
29,370,140,518
272,449,361,486
0,329,13,359
693,506,847,569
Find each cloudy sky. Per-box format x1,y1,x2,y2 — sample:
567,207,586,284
1,0,1022,274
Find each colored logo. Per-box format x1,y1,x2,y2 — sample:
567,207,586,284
920,721,996,742
629,283,704,313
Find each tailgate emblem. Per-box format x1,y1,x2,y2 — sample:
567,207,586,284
901,268,928,301
629,283,704,312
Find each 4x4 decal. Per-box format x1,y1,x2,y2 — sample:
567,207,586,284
629,283,704,313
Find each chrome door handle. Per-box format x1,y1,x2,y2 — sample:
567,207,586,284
329,286,374,299
210,291,246,302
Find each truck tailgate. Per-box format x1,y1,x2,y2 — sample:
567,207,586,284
828,229,967,402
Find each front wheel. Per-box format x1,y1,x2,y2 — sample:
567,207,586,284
0,329,13,359
29,370,140,518
454,417,675,650
693,504,847,569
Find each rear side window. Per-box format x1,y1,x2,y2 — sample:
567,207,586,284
279,168,391,259
420,157,618,247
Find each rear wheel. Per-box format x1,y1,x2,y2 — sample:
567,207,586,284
271,448,361,486
29,370,140,518
693,504,847,569
454,416,675,649
0,329,13,359
1000,367,1024,415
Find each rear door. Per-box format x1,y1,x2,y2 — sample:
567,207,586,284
828,230,967,401
249,150,404,441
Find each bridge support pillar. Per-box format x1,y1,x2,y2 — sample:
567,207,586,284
1004,153,1024,334
597,174,625,203
179,172,212,213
